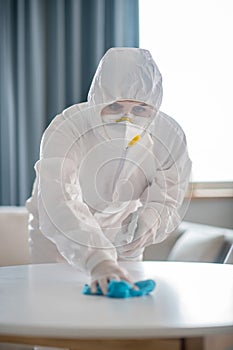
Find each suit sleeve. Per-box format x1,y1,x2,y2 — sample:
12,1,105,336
36,111,117,273
137,117,192,244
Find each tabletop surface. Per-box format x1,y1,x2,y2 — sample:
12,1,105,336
0,261,233,339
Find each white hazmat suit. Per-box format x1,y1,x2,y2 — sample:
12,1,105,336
26,48,192,292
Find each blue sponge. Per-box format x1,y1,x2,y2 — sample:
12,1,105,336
82,279,156,298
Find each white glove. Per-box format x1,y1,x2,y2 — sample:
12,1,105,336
90,260,136,295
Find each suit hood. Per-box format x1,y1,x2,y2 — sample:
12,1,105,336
87,47,163,110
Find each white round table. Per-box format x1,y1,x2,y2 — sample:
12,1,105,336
0,261,233,350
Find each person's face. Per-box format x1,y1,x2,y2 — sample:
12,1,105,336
101,100,156,126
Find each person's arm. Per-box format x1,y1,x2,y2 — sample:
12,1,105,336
118,116,192,258
36,110,118,274
139,136,191,241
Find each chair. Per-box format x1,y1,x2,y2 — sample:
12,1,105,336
0,206,30,267
224,244,233,264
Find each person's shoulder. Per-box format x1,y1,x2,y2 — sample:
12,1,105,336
157,111,184,132
41,102,89,145
45,102,89,130
62,102,89,118
152,110,186,139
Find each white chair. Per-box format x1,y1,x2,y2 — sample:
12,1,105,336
0,206,30,267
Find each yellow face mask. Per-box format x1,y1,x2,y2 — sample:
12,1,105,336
100,101,155,148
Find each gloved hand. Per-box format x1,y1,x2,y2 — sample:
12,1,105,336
90,260,136,295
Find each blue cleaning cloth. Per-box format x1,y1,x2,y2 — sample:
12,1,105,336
82,279,156,298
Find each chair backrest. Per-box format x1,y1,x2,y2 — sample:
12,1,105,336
0,206,30,266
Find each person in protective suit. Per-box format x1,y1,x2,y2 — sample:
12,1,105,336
26,47,192,294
